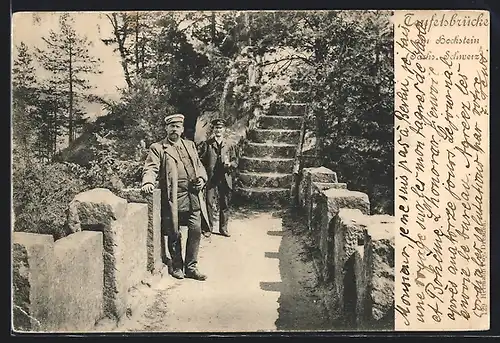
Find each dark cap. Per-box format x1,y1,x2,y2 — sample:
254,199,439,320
211,118,225,127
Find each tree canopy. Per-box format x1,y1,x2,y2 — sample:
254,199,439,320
12,10,394,238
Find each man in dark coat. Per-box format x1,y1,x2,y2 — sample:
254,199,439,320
198,118,238,237
141,113,211,281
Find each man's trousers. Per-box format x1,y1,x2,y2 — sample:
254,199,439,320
165,210,202,272
206,181,231,235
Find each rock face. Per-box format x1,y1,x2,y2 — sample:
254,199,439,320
235,103,306,207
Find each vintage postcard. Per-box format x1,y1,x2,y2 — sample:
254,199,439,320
10,9,489,333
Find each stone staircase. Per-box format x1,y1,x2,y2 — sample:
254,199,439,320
235,103,307,206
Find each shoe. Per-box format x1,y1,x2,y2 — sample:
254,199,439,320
202,231,212,238
220,232,231,237
185,269,207,281
171,269,184,279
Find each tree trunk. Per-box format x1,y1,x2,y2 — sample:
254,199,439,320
109,13,133,88
135,12,140,76
68,45,74,143
53,100,58,156
210,12,216,43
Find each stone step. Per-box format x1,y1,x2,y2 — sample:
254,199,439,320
248,129,301,144
233,187,290,207
239,157,295,173
238,171,293,188
258,115,303,130
269,102,307,116
244,142,297,158
283,91,308,103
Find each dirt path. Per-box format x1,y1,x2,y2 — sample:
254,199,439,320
109,208,332,332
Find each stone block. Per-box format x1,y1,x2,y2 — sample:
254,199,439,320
51,231,104,331
244,142,297,158
117,189,162,274
234,187,290,208
298,168,311,210
309,166,338,183
67,188,128,234
300,166,338,212
123,203,149,289
310,190,329,235
239,157,295,173
353,246,370,327
270,102,307,116
306,182,348,227
238,171,293,189
12,233,55,332
300,154,322,169
66,189,129,320
313,182,347,191
247,129,301,144
323,188,370,216
258,115,303,130
365,221,395,325
330,209,367,298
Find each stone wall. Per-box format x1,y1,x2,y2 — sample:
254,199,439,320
13,231,104,332
297,166,395,330
12,188,159,332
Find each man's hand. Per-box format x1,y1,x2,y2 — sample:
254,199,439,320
141,183,154,194
194,177,205,191
223,156,232,171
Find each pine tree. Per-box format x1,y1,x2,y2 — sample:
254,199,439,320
36,13,102,144
12,42,38,164
102,12,159,88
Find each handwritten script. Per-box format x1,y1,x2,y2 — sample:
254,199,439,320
394,10,489,331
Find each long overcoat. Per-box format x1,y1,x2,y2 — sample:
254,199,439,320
142,138,211,234
198,137,238,189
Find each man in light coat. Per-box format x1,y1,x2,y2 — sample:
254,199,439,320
198,118,238,237
141,113,211,281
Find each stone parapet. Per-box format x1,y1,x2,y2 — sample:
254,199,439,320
297,165,395,330
12,187,154,332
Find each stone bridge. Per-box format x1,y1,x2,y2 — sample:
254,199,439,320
12,102,395,332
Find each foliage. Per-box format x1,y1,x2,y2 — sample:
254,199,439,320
12,11,395,241
12,159,88,240
12,42,39,162
288,11,394,214
35,13,102,145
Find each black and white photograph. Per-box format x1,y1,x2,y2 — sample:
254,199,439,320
11,10,395,333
